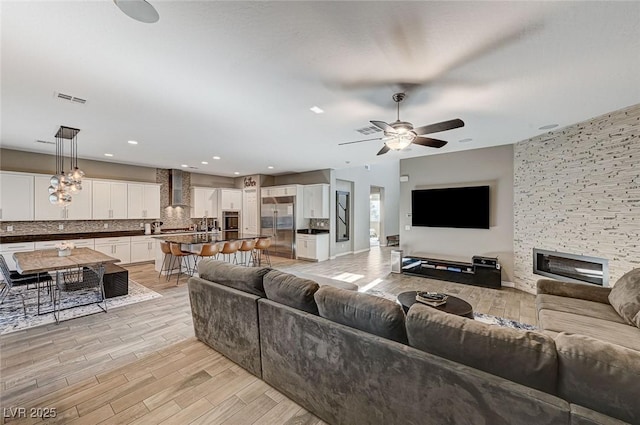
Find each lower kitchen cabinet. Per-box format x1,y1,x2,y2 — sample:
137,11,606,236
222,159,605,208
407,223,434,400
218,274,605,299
94,237,131,264
0,242,36,275
296,233,329,262
130,236,156,263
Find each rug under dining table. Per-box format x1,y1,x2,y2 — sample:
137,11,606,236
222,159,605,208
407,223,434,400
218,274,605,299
0,279,161,335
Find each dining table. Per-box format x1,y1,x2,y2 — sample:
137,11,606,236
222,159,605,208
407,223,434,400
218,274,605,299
13,247,119,323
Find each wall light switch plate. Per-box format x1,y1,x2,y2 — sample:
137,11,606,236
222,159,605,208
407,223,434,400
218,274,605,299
140,223,144,227
58,224,64,230
104,223,109,229
400,175,409,182
7,225,14,232
405,225,411,231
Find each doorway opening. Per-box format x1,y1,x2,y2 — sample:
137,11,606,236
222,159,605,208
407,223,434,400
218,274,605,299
370,186,384,247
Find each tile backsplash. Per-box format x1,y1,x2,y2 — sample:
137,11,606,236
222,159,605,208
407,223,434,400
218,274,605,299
0,219,156,236
310,218,329,230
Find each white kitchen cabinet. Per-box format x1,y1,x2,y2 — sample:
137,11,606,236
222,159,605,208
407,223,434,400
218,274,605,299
127,183,161,219
0,242,35,275
242,188,258,234
34,238,94,250
94,236,131,264
220,189,242,211
191,187,218,218
130,235,156,263
261,185,298,198
34,175,92,220
0,171,34,221
296,233,329,262
92,180,128,219
303,184,330,218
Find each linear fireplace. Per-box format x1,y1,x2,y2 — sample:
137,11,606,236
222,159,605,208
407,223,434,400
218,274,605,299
533,248,609,286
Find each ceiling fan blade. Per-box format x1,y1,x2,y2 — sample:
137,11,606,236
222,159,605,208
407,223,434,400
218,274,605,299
413,119,464,135
377,145,391,156
412,137,448,149
370,120,396,133
338,137,383,146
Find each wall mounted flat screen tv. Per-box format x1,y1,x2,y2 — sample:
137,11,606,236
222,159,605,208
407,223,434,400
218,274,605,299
412,186,490,229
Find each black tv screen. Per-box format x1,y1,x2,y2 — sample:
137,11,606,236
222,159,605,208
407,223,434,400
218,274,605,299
412,186,490,229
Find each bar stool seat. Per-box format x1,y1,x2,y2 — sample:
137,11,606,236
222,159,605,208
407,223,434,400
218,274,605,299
194,243,221,274
168,243,194,285
220,240,242,264
238,238,258,266
254,237,272,267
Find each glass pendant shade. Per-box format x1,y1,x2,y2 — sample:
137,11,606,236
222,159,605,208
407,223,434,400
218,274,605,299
48,126,84,206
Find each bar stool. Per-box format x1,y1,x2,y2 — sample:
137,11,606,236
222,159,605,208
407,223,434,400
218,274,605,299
238,238,258,266
193,243,221,274
158,242,174,281
168,243,194,285
220,240,242,264
254,237,272,267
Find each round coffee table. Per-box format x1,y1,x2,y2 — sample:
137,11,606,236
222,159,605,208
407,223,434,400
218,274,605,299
397,291,474,319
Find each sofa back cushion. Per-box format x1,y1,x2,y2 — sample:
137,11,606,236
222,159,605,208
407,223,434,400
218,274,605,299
406,303,558,394
555,333,640,423
314,286,408,344
608,268,640,326
264,270,320,314
197,259,269,297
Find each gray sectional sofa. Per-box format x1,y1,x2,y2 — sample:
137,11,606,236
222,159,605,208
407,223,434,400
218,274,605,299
188,260,637,425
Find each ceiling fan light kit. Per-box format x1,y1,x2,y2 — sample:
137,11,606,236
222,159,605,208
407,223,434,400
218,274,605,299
339,92,464,156
113,0,159,24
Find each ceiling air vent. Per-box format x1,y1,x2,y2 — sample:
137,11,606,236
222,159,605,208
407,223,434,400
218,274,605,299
35,139,55,145
355,125,382,135
55,92,87,105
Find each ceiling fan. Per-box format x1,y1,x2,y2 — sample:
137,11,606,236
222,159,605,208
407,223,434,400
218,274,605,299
339,93,464,156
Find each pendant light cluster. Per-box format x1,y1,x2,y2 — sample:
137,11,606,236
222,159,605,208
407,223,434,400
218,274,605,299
48,126,85,206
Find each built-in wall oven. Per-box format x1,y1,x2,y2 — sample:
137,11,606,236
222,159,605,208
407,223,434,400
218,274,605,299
223,211,240,239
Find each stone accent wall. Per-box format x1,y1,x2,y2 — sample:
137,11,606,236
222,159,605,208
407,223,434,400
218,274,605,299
157,169,194,229
514,103,640,292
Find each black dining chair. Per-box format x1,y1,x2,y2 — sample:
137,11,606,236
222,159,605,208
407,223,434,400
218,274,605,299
0,255,53,317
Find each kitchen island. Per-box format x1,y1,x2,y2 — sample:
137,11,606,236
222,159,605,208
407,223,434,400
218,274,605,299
152,232,266,275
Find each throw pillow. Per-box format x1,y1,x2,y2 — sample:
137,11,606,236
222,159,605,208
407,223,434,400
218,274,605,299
263,270,320,314
608,268,640,326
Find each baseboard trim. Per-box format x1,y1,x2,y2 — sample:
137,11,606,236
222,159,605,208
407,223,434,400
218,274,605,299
334,251,353,258
353,248,370,254
501,280,515,288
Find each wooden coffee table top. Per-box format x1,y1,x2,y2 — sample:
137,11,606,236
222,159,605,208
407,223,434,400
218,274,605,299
397,291,474,319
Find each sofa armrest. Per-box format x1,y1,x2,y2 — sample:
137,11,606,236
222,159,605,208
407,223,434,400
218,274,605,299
536,279,611,304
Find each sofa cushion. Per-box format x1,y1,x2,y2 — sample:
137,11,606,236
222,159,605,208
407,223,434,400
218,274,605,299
538,309,640,351
197,259,270,297
608,268,640,326
406,303,558,394
536,294,626,324
264,270,319,315
314,286,408,344
556,333,640,424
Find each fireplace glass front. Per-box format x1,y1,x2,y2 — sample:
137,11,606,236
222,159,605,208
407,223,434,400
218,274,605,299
533,249,609,286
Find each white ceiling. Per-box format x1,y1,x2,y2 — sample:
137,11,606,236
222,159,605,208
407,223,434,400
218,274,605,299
2,1,639,177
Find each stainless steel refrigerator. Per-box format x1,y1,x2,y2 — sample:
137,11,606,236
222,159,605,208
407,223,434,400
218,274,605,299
261,195,295,258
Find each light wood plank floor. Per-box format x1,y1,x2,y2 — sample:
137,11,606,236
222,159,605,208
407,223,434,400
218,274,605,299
0,246,535,424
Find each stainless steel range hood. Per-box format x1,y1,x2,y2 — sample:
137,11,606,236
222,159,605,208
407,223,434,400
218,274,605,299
168,169,188,207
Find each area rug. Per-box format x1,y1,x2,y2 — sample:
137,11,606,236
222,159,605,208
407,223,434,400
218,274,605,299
365,289,536,330
0,280,162,335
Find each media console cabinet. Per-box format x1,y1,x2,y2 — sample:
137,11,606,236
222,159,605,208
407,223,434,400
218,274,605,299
402,256,501,289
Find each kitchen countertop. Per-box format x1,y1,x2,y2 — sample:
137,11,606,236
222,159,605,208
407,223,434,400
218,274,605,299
0,229,199,244
153,232,265,244
296,229,330,235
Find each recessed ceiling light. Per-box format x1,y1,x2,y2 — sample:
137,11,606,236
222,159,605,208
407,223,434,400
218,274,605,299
345,160,351,164
213,156,221,160
104,153,113,157
539,124,559,130
234,171,240,175
310,106,324,114
201,161,208,165
267,166,274,169
127,140,138,145
459,138,473,143
181,164,188,168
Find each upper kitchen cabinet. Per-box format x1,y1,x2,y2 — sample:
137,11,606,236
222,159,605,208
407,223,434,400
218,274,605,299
262,185,298,198
303,184,330,218
191,187,218,218
127,183,161,219
0,171,34,221
92,180,127,219
34,175,92,220
220,189,242,211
